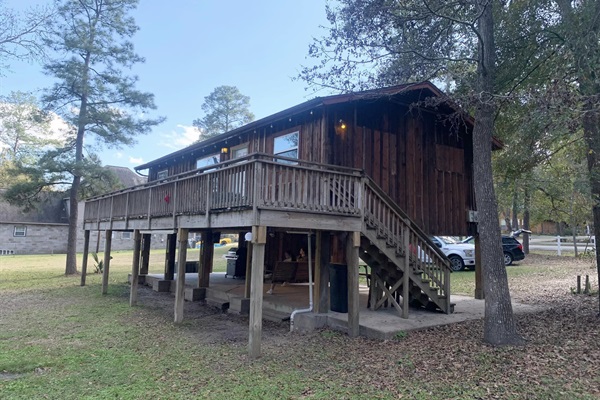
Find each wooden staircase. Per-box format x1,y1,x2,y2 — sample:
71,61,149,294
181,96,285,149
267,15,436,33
358,179,453,315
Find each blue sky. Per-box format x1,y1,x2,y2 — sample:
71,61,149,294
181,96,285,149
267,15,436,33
1,0,330,169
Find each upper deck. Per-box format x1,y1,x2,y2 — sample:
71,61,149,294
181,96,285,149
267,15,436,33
84,153,366,233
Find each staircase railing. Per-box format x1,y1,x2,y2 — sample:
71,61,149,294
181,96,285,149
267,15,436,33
363,178,451,301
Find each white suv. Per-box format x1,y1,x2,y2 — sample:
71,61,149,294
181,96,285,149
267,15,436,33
430,236,475,272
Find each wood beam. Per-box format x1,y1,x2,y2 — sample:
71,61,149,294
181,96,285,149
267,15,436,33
80,230,90,287
403,226,410,318
174,228,189,323
199,230,213,288
165,233,177,281
130,230,142,306
314,231,331,313
101,230,112,295
346,231,360,338
244,241,253,298
140,234,151,275
248,226,266,359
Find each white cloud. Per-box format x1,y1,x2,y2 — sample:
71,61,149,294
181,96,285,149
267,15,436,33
158,124,199,150
115,152,123,159
129,156,143,164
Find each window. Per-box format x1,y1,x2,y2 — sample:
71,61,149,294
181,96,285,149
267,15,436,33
157,169,168,180
122,232,131,239
13,226,27,237
232,145,248,160
274,131,299,163
196,154,220,170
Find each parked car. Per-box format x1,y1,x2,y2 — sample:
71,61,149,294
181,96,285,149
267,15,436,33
430,236,475,272
461,236,526,266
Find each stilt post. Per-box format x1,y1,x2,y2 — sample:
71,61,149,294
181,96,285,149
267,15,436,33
314,231,331,313
248,225,266,359
174,228,189,323
346,231,360,338
130,230,142,306
101,230,112,295
80,230,90,286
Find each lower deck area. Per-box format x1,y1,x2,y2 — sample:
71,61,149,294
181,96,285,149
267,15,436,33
135,272,542,340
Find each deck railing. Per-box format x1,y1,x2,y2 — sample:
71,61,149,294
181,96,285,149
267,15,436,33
84,153,363,223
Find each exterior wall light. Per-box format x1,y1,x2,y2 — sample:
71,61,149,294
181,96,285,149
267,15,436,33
221,147,228,154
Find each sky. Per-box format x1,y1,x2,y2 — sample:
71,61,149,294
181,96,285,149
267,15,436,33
1,0,331,170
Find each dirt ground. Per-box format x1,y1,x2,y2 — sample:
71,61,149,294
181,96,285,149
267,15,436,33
128,253,600,345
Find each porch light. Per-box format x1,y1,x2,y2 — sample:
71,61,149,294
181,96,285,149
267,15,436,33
339,119,346,130
221,147,228,154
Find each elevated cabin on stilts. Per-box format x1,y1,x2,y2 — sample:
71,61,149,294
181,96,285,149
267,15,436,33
81,81,498,358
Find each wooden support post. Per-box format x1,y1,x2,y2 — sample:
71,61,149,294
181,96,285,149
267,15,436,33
165,233,177,281
80,230,90,286
244,241,253,298
402,227,410,319
198,230,213,288
174,228,189,323
474,234,484,299
314,231,331,313
140,234,151,275
130,230,142,306
346,231,360,338
101,230,112,295
248,226,266,359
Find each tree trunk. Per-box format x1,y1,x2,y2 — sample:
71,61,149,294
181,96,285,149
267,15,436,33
583,102,600,315
65,176,80,275
523,187,530,254
474,0,523,345
511,185,519,232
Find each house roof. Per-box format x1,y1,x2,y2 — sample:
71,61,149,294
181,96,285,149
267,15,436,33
0,189,67,224
105,165,146,188
136,81,500,171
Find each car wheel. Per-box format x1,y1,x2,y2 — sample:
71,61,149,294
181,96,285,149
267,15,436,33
448,255,465,272
504,252,513,266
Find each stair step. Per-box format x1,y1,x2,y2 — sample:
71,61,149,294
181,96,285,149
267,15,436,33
421,278,431,284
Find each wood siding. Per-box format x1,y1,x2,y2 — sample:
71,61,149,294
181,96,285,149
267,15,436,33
142,98,474,236
328,101,473,236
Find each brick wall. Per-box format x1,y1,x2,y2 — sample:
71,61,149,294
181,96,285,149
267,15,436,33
0,222,167,255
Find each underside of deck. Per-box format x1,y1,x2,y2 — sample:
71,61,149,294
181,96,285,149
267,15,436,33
134,272,507,340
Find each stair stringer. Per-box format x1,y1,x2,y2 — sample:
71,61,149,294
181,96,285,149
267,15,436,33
360,227,452,314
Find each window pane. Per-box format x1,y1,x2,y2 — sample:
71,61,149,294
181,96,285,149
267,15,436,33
157,169,168,180
197,154,219,169
233,146,248,159
274,132,299,154
278,149,298,159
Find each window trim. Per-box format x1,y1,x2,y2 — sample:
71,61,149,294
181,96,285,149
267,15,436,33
231,143,249,160
156,169,168,180
273,130,299,162
196,153,220,170
13,226,27,237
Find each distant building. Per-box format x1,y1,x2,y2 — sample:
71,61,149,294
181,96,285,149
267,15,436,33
0,166,166,255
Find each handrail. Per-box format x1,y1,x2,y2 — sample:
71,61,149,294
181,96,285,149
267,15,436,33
84,156,363,222
85,152,362,202
362,177,451,302
363,177,448,261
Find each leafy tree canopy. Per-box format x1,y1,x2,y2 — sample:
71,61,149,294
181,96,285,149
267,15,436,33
193,85,254,140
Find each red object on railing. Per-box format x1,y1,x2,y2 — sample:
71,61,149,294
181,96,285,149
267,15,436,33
164,194,170,203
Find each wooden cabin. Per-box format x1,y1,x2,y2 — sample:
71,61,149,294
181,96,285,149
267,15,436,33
82,82,489,358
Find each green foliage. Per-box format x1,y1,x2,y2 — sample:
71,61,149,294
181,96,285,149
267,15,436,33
90,252,103,274
394,330,408,340
193,85,254,140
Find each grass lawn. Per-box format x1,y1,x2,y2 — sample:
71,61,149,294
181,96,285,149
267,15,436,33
1,251,599,399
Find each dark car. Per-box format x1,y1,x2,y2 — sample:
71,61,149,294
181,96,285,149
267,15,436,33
461,236,526,266
501,236,525,266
